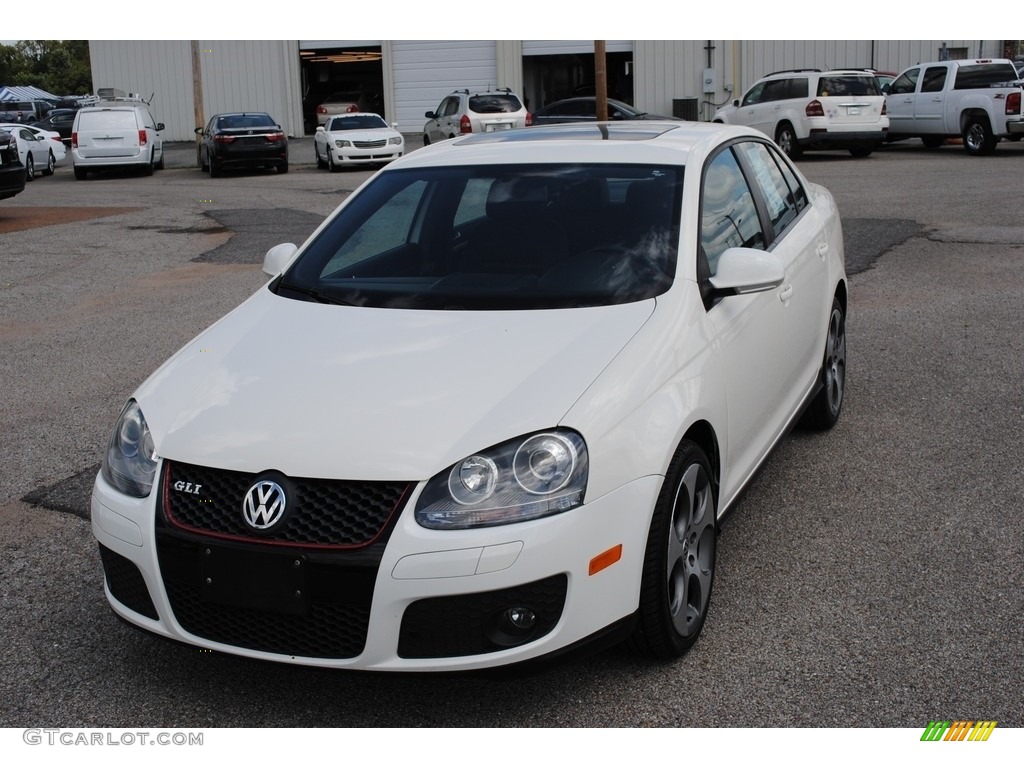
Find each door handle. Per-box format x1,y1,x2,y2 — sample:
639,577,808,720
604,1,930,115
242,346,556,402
816,242,829,259
779,284,794,303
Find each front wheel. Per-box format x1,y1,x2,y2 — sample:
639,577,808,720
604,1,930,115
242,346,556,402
801,297,847,430
848,145,873,158
628,440,717,659
962,117,997,156
775,123,802,159
25,154,35,181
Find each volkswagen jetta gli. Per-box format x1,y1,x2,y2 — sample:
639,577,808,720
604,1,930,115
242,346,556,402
92,122,847,671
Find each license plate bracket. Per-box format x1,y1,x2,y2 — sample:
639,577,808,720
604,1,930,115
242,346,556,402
200,545,308,616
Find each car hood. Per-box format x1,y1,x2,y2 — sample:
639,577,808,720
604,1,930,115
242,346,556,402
135,288,655,481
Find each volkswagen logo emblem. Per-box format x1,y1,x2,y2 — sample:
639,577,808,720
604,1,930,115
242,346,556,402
242,480,287,530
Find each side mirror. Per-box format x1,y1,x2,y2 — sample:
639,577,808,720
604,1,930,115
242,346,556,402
708,248,785,294
262,242,298,277
424,111,436,119
315,125,325,133
156,123,165,131
733,99,740,107
194,127,204,135
391,122,399,130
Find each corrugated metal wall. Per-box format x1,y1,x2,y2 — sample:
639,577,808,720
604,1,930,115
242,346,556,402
633,40,1006,121
390,41,498,133
89,40,303,142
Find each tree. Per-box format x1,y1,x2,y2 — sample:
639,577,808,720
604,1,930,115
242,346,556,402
0,41,92,96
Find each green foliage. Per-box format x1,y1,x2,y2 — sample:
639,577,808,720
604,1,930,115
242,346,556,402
0,40,92,96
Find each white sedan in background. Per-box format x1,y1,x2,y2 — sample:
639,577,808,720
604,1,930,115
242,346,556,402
0,123,65,179
313,113,404,171
92,122,847,672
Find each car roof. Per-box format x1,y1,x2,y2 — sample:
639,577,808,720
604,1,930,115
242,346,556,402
538,97,635,110
390,121,761,168
213,112,274,118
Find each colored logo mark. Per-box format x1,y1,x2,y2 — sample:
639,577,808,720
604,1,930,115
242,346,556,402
921,720,997,742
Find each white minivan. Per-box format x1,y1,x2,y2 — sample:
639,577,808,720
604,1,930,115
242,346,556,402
72,99,165,179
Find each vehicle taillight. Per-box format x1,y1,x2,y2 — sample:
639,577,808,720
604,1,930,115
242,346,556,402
346,104,359,113
266,132,285,142
526,111,533,127
459,114,472,134
1007,90,1021,115
71,131,78,148
805,100,825,117
881,101,887,115
214,135,235,144
316,105,328,115
138,129,147,147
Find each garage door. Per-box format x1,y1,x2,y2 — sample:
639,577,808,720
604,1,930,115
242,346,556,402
392,41,498,133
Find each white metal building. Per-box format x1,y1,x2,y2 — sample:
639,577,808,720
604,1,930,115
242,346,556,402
89,40,1013,142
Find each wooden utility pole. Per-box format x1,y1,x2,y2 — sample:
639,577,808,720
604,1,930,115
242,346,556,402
191,41,204,153
595,40,608,122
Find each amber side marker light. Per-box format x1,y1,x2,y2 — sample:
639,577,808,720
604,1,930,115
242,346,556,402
589,544,623,575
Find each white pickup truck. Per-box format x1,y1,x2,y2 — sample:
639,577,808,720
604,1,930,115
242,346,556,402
885,58,1024,155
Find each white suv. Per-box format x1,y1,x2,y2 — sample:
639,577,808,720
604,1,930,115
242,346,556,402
713,69,888,158
72,97,165,179
423,88,531,144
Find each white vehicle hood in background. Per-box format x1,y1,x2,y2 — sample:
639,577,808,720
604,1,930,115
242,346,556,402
135,289,654,481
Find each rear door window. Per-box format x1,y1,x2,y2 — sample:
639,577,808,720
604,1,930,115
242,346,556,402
79,110,137,130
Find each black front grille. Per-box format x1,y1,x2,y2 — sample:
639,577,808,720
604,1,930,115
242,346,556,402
353,139,387,149
398,574,568,658
162,461,410,548
99,544,159,620
156,532,384,658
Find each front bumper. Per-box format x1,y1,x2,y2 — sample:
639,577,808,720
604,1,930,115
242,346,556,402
328,146,403,166
91,464,658,671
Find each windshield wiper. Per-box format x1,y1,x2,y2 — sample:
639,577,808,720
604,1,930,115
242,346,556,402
276,281,356,306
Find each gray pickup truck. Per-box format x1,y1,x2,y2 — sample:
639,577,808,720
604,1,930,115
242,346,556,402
885,58,1024,155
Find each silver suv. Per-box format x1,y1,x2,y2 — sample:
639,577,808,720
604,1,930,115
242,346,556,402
713,69,888,158
72,96,165,179
423,88,531,144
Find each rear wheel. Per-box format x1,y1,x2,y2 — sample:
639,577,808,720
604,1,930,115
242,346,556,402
44,150,56,175
74,166,87,180
209,155,220,178
278,160,289,174
629,440,717,658
963,117,997,156
921,135,945,149
848,145,873,158
141,152,154,176
801,297,847,430
775,123,802,159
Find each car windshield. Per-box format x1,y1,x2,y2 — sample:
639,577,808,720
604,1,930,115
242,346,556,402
816,75,881,96
217,114,274,129
468,94,523,114
277,163,683,310
329,115,387,131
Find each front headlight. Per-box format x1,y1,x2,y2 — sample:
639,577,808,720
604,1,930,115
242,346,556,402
334,139,352,148
101,399,158,497
415,430,588,530
388,136,403,145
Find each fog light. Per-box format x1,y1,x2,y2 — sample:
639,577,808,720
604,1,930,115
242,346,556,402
502,607,536,633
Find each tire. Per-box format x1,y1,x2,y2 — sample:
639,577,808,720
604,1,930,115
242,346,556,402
25,154,35,181
328,150,338,173
314,143,326,169
141,152,154,176
962,117,997,156
74,166,87,180
43,150,56,175
921,135,945,149
775,123,802,159
848,145,873,158
278,160,288,174
198,147,208,171
423,134,431,146
209,155,220,178
628,440,717,659
800,297,847,430
154,152,164,171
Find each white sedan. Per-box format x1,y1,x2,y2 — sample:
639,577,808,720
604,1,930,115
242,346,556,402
313,113,404,170
92,122,847,672
0,123,64,179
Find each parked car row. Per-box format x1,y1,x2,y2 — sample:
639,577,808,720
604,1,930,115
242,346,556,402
0,128,27,200
712,58,1024,159
0,122,65,180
